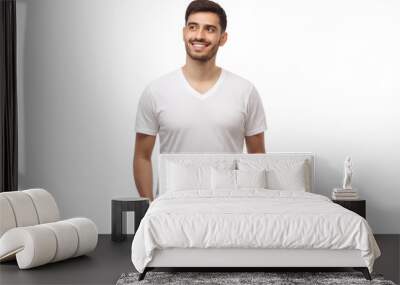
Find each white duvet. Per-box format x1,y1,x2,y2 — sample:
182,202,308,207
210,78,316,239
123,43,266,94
131,189,381,273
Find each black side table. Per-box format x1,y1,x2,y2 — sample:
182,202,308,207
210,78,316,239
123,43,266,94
332,199,366,219
111,197,149,242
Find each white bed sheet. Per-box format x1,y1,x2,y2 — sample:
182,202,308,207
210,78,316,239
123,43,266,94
131,189,381,273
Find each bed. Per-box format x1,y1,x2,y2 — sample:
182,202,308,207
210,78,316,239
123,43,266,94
131,153,381,281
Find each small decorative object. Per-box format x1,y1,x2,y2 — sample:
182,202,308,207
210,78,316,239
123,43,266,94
332,156,358,200
342,156,353,190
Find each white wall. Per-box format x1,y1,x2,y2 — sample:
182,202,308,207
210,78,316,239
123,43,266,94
16,0,400,234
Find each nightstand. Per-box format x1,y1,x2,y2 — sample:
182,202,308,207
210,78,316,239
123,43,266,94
332,199,366,219
111,197,150,241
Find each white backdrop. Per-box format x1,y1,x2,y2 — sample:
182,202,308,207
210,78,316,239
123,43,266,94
16,0,400,233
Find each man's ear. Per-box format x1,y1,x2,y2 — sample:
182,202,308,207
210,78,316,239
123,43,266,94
219,32,228,47
182,26,186,42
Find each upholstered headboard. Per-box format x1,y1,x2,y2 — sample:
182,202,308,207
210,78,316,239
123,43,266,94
156,152,315,196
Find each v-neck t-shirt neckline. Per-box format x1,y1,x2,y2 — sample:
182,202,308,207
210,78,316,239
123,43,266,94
179,67,226,100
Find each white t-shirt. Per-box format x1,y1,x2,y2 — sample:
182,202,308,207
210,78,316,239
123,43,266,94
135,67,267,153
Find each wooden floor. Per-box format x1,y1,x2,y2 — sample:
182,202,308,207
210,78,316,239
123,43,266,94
0,234,398,285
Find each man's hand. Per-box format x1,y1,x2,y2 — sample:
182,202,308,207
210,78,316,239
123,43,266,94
133,133,157,201
245,132,266,153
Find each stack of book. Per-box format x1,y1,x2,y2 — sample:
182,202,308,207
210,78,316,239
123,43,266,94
332,188,359,200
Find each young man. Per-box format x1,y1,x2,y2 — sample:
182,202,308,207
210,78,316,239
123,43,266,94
133,0,267,201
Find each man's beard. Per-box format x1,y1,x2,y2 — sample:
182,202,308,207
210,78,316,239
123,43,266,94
184,40,220,62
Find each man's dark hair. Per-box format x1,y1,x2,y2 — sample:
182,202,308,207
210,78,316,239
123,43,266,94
185,0,227,33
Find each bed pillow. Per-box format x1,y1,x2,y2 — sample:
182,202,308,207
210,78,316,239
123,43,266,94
166,162,212,191
236,169,268,189
237,159,310,191
211,168,237,190
164,159,236,193
267,166,307,191
211,168,268,190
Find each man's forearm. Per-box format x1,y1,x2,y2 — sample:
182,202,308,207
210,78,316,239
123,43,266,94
133,156,154,201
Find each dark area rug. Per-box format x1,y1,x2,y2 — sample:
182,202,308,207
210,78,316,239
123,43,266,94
116,271,397,285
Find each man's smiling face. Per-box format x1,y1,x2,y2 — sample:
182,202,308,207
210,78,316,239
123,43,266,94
183,12,227,62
